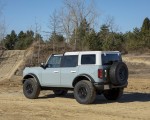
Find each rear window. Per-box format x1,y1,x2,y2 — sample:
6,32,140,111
81,54,96,64
102,54,122,65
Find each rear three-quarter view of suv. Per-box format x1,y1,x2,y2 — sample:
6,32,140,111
22,51,128,104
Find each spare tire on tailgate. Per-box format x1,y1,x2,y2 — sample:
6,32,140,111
109,62,128,85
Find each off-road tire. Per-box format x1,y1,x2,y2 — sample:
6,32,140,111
23,78,41,99
109,62,128,85
74,80,96,104
53,90,68,96
103,88,123,100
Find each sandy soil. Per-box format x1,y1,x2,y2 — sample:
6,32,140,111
0,77,150,120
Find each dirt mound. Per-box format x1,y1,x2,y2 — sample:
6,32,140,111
0,50,25,81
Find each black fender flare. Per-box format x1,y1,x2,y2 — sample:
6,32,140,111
72,74,95,87
22,73,41,86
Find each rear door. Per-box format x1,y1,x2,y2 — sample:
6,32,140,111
60,55,78,88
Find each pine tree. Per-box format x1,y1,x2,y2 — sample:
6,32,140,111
4,30,17,50
88,29,100,50
15,30,35,50
77,18,90,50
70,18,90,50
141,17,150,49
49,31,65,52
141,17,150,33
98,24,110,50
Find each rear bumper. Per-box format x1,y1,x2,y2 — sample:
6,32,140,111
94,82,128,90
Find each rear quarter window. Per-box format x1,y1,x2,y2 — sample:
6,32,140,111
102,54,122,65
81,54,96,64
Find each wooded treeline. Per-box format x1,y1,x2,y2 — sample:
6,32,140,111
1,17,150,53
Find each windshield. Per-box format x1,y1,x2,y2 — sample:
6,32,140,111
47,55,62,68
101,54,122,65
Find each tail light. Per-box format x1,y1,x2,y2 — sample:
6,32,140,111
98,69,103,79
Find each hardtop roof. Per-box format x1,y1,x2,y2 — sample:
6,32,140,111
64,51,120,55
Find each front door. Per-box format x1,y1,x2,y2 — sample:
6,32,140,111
42,55,62,87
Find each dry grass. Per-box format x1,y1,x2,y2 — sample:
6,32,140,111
123,55,150,65
122,55,150,79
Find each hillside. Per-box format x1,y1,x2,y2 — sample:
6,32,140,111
0,50,25,81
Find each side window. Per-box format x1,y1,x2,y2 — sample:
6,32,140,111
61,55,78,67
47,56,62,68
81,54,96,64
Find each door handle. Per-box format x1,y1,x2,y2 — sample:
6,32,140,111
54,71,59,73
71,71,76,73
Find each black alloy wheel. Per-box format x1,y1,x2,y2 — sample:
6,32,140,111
74,80,96,104
23,78,41,99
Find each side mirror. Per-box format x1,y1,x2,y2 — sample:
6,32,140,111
40,63,46,69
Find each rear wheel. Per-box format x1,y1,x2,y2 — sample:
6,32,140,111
103,88,123,100
23,78,41,99
74,80,96,104
53,90,68,96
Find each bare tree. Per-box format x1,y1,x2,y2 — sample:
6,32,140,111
104,16,121,46
49,10,61,53
49,10,61,33
60,0,98,50
60,10,72,43
104,16,119,33
35,20,41,64
0,0,6,47
0,20,6,44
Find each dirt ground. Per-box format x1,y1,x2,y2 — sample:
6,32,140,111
0,76,149,120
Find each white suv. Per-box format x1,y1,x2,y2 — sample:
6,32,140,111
22,51,128,104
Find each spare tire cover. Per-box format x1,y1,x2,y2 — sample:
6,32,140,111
109,62,128,85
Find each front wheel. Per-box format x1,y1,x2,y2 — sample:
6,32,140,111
74,80,96,104
23,78,41,99
103,88,123,100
